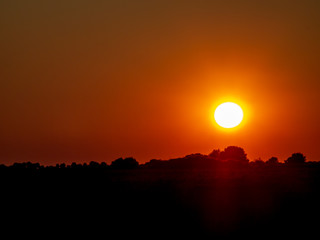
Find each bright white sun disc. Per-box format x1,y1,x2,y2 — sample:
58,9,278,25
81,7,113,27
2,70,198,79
214,102,243,128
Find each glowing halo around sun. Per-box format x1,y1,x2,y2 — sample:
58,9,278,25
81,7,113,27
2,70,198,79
214,102,244,128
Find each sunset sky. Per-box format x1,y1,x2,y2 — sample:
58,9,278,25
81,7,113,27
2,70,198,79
1,0,320,165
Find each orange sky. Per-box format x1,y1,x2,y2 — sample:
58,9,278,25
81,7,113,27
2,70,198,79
1,0,320,165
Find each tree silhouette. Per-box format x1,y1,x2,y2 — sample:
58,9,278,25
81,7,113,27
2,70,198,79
208,149,220,159
89,161,100,168
60,163,66,169
285,153,306,164
252,158,264,167
266,157,279,165
219,146,249,163
111,157,139,169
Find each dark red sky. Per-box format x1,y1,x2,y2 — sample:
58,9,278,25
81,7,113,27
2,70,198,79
1,0,320,165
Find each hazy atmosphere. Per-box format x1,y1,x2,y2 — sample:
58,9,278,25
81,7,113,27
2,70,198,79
1,0,320,165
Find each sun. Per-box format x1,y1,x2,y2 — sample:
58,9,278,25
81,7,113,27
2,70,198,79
214,102,244,128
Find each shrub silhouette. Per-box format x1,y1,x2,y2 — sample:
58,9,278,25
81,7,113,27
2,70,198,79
208,149,221,159
111,157,139,169
266,157,279,165
219,146,249,163
285,153,306,164
11,162,40,169
89,161,100,168
251,158,265,167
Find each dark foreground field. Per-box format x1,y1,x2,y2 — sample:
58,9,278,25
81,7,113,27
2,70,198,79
1,163,320,238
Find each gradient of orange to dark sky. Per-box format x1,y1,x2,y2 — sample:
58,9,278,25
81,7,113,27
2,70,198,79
1,0,320,165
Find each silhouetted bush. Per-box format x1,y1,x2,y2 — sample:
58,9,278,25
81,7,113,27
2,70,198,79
219,146,249,164
110,157,139,169
266,157,279,165
168,153,210,169
142,159,169,169
285,153,306,164
71,162,77,168
11,162,41,170
0,164,7,169
142,146,253,169
208,149,221,159
89,161,100,168
251,158,265,167
100,162,108,168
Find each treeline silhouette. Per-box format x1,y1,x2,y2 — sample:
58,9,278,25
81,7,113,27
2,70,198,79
0,157,138,170
0,146,316,170
1,146,320,238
